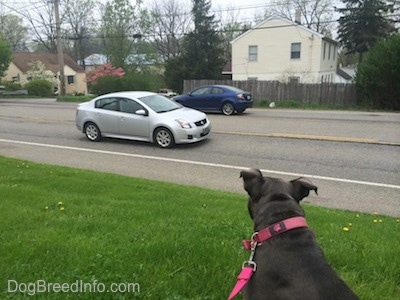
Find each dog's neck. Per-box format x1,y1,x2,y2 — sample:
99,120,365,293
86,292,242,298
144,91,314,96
253,196,305,231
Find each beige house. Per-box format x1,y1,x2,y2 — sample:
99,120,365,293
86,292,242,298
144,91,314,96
3,52,88,95
231,16,339,83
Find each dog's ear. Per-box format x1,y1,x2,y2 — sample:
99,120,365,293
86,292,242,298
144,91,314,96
240,168,264,201
290,177,318,203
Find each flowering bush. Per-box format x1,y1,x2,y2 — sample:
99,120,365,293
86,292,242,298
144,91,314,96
85,64,125,84
22,61,59,88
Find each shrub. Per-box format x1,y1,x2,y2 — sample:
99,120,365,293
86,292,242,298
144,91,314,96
355,35,400,110
86,64,125,85
120,72,157,91
2,80,22,90
89,71,162,95
89,75,124,95
24,79,53,97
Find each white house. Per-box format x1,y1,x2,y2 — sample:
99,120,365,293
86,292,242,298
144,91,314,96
231,16,339,84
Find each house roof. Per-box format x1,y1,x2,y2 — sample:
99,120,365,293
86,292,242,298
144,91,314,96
82,53,160,67
337,67,356,81
81,53,108,66
12,52,85,73
230,15,338,45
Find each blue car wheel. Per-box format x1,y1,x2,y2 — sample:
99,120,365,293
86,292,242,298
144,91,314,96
222,102,235,115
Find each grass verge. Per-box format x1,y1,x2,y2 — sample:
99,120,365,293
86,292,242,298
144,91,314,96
255,99,372,111
1,156,399,299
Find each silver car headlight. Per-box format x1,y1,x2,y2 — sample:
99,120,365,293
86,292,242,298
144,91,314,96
175,119,192,129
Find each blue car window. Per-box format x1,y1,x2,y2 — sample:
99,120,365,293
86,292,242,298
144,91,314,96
192,87,212,95
211,88,223,94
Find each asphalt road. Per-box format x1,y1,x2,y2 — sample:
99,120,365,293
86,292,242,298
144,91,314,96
0,98,399,217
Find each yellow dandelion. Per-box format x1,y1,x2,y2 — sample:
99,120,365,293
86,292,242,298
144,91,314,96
58,201,63,205
343,227,350,232
44,206,49,210
373,212,378,215
397,219,400,223
356,214,360,218
379,219,383,223
59,207,65,211
373,219,378,223
348,223,353,227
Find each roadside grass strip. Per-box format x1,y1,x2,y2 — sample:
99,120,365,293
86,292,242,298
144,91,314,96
0,156,399,299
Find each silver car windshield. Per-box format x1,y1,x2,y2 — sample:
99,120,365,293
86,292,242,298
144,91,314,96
139,95,181,113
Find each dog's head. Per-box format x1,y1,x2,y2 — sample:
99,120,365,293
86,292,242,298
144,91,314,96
240,168,318,221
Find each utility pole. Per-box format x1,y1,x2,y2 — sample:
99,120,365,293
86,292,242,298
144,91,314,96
54,0,65,96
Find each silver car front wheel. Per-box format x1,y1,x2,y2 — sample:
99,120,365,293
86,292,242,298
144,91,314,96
154,127,175,148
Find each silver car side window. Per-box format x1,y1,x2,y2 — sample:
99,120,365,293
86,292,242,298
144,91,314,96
119,98,143,114
95,98,118,111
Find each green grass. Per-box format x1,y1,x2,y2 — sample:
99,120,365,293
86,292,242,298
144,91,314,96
255,99,372,111
0,156,399,299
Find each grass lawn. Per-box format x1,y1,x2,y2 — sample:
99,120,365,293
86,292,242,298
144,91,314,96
1,156,399,299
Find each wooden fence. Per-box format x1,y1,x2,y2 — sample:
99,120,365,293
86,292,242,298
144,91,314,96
183,80,358,107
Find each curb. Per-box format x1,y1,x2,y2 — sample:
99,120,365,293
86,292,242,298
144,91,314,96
214,131,400,146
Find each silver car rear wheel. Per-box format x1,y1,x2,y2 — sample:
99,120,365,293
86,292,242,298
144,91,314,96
84,122,101,141
154,127,175,148
222,102,234,115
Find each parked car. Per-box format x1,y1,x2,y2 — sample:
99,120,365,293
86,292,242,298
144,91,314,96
75,91,211,148
158,88,177,98
172,84,253,115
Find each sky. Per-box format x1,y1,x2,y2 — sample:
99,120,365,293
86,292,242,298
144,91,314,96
0,0,266,23
210,0,267,21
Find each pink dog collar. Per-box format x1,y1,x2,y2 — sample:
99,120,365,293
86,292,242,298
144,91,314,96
243,216,308,250
228,216,308,299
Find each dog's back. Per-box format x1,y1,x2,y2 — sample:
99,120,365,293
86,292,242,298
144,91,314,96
243,228,358,299
239,169,359,299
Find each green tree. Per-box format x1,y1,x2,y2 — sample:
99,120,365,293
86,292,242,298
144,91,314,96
355,35,400,110
0,35,12,78
164,56,188,93
100,0,149,68
165,0,226,92
337,0,396,63
0,14,29,51
63,0,97,68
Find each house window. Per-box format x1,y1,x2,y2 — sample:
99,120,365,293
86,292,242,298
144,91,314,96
290,43,301,59
333,46,336,60
323,42,326,60
248,45,258,62
67,75,74,84
328,44,331,60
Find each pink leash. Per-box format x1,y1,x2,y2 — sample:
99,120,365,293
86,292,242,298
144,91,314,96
227,266,255,300
227,216,308,299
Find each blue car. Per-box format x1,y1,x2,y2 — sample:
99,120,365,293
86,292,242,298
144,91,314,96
172,85,253,115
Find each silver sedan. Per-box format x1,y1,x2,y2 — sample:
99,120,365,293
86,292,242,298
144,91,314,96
75,91,211,148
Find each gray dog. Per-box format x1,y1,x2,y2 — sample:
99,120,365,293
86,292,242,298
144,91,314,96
236,168,358,300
